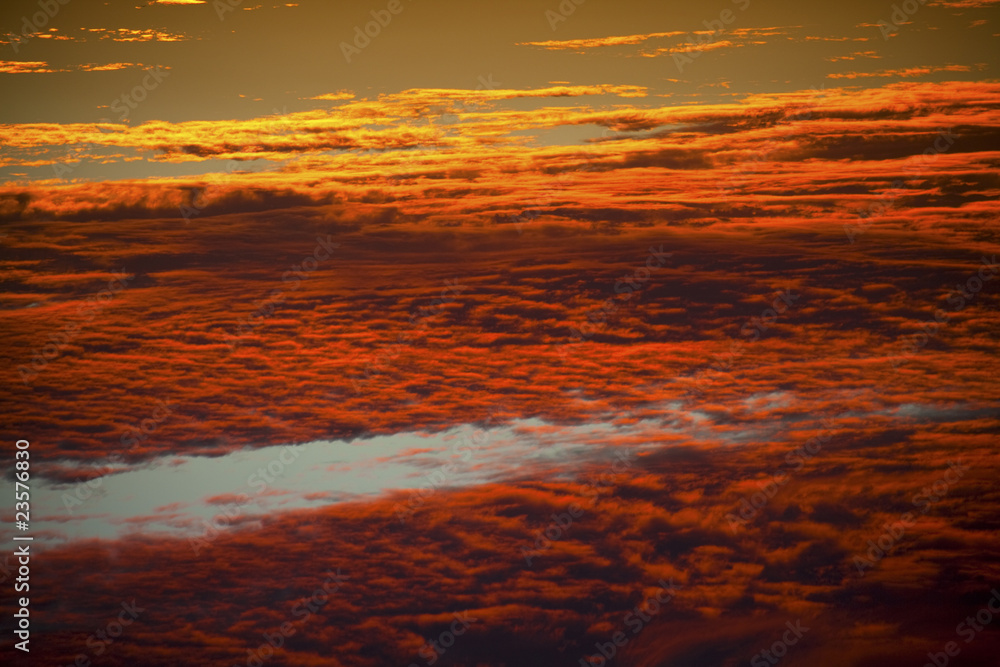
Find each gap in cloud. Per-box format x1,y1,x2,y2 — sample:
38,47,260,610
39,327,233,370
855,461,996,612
12,392,987,548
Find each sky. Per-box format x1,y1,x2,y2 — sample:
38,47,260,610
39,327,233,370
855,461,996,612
1,0,1000,665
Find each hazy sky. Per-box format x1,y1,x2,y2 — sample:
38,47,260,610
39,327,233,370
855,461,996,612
1,0,997,185
1,0,996,126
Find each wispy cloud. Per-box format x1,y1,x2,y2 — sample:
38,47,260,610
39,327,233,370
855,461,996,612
82,27,193,42
826,50,882,62
827,64,972,78
517,31,685,52
0,60,164,74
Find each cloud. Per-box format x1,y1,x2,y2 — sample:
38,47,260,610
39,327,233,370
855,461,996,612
640,39,741,57
5,414,998,665
309,91,356,101
0,60,59,73
0,2,996,665
1,71,998,667
518,27,800,58
827,65,973,78
81,27,193,41
929,0,1000,6
0,84,647,168
825,50,881,62
1,80,998,476
517,32,686,52
0,60,162,74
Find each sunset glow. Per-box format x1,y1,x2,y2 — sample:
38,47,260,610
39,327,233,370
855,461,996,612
1,0,999,665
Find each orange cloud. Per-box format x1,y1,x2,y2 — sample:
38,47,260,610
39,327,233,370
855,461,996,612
519,27,799,56
517,31,686,51
6,422,999,665
640,40,740,57
827,64,972,78
0,60,159,74
1,74,999,667
309,92,356,101
929,0,1000,6
826,50,881,62
0,60,60,73
82,27,192,41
